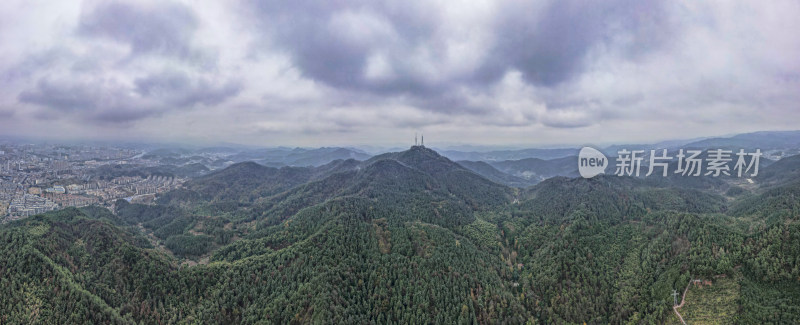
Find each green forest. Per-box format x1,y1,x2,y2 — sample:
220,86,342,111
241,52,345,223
1,146,799,324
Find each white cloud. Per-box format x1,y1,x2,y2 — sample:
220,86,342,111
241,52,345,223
0,0,798,147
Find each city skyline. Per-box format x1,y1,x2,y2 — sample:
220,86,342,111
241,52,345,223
1,0,799,147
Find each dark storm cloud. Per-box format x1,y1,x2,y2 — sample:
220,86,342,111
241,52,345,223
246,0,671,93
410,92,502,117
18,71,241,125
0,108,14,118
91,107,157,124
18,78,99,111
2,48,72,83
134,70,242,107
17,78,158,124
8,0,240,126
245,0,462,95
491,0,671,86
78,1,212,64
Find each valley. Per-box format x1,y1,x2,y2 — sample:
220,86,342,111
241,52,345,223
1,143,799,324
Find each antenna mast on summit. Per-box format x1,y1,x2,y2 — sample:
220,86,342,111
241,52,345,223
421,134,424,146
415,133,418,146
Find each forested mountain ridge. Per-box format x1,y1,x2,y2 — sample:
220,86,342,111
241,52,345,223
179,161,315,202
457,160,537,188
755,153,800,188
489,156,580,182
1,147,799,324
0,208,174,324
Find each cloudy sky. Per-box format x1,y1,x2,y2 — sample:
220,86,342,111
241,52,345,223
1,0,799,148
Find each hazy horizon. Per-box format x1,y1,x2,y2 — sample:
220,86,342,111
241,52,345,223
3,129,800,155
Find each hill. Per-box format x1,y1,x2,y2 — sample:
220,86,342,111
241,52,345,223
439,147,577,161
239,146,514,227
457,160,537,187
683,130,800,152
755,154,800,187
2,146,799,324
366,146,514,206
277,147,371,166
227,147,371,167
181,161,314,202
489,156,580,183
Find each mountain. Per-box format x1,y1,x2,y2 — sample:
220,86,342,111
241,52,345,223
194,146,241,155
0,208,171,324
307,158,362,179
457,160,537,187
489,156,580,183
160,146,513,221
177,161,316,203
169,163,211,177
518,175,726,224
683,130,800,153
141,147,372,171
439,147,578,162
2,146,800,324
274,147,371,166
141,147,193,159
364,146,514,206
230,147,371,167
598,131,800,159
755,154,800,187
240,146,514,226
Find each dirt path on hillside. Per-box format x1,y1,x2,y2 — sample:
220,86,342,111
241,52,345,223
673,280,691,325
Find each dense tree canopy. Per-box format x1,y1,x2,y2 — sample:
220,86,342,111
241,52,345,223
1,147,799,324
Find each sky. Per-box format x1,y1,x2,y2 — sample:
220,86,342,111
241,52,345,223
1,0,799,148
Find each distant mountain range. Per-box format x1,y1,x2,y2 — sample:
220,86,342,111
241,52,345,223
145,146,371,168
602,130,800,156
137,130,800,188
682,130,800,152
455,160,535,187
439,147,578,161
